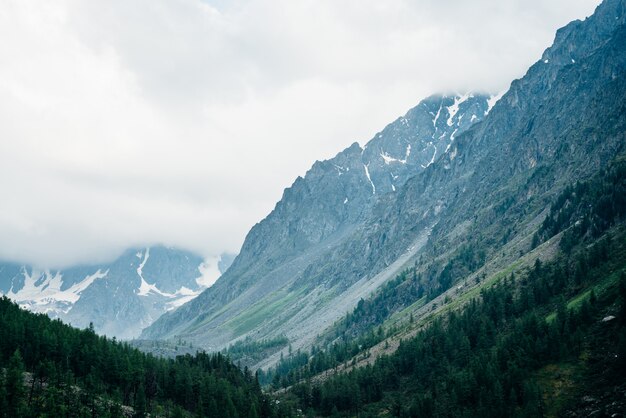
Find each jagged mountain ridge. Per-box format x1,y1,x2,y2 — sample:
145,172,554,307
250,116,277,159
300,0,626,348
0,246,233,339
286,0,626,357
354,0,626,286
145,0,626,365
232,93,491,277
142,93,494,348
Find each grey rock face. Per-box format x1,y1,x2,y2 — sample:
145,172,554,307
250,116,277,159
141,94,493,347
362,94,490,195
365,0,626,278
0,245,210,339
145,0,626,364
295,0,626,324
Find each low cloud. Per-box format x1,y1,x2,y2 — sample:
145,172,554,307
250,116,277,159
0,0,600,268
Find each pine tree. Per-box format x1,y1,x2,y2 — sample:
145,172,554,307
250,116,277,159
6,349,26,417
134,383,147,418
0,373,9,418
248,403,259,418
172,405,185,418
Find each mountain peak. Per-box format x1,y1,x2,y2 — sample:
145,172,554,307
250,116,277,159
0,245,209,339
141,91,492,349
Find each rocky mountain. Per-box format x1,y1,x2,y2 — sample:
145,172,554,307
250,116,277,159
0,246,233,339
1,0,624,415
140,94,495,347
144,0,625,369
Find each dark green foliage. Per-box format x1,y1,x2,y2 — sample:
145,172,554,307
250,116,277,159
258,325,388,389
333,239,487,344
224,335,289,366
345,269,415,333
289,232,626,416
3,349,26,418
260,238,490,388
281,163,626,416
0,298,277,417
265,158,626,392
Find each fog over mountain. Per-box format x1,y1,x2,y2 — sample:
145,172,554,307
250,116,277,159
1,1,625,416
0,247,238,339
0,0,600,269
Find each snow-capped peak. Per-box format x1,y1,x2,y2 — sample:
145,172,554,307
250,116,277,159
446,93,471,126
486,91,506,115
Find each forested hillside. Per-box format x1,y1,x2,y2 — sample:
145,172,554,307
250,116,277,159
287,251,625,417
266,159,626,416
0,298,291,417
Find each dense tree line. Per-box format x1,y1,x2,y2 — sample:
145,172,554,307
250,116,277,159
258,323,390,388
279,160,626,416
262,159,626,393
338,242,486,340
225,336,289,367
260,239,490,388
0,299,284,417
255,159,626,414
288,231,626,416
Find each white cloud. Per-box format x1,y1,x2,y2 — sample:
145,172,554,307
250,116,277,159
0,0,600,268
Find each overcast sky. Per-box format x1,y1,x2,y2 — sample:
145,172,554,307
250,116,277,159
0,0,601,268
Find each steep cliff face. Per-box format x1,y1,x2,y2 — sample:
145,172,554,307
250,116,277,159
144,0,626,362
355,0,626,286
142,93,492,346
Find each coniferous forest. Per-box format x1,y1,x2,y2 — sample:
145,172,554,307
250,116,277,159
0,298,295,417
286,250,626,416
264,161,626,416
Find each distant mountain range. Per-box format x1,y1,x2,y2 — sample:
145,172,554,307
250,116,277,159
0,247,235,339
142,0,626,373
